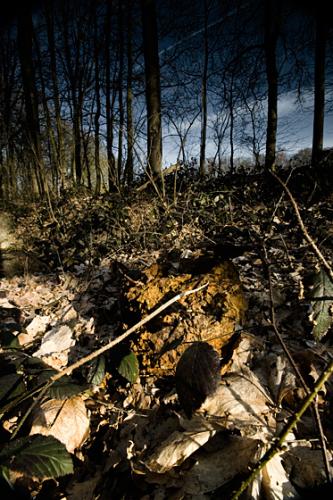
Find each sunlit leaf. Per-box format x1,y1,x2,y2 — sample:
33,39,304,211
30,396,90,453
117,351,139,383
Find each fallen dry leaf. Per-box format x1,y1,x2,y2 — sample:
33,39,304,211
145,428,216,473
180,435,261,496
30,396,90,453
201,371,275,439
33,324,74,363
259,453,297,499
20,315,50,345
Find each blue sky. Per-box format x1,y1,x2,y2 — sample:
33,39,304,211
161,88,333,166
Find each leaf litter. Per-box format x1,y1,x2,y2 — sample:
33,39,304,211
0,176,333,498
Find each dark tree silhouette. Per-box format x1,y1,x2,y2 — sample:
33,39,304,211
17,2,44,196
141,0,162,179
264,0,279,171
311,8,328,167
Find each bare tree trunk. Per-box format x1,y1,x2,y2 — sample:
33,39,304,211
105,0,117,191
199,0,209,178
228,78,234,173
62,6,82,186
312,10,327,167
124,0,134,185
17,4,45,198
94,1,101,194
34,28,59,192
141,0,163,179
45,0,65,191
0,33,17,200
73,103,82,185
117,2,124,186
264,0,278,171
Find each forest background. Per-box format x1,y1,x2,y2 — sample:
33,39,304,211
0,0,332,200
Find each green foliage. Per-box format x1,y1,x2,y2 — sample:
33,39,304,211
117,351,139,384
0,373,26,406
0,435,73,479
309,268,333,341
47,377,90,400
0,332,20,349
0,351,87,481
86,355,106,386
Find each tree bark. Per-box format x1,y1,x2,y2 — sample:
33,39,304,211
94,1,101,194
228,78,235,173
117,2,124,186
124,0,134,185
199,0,209,178
17,3,44,197
141,0,163,178
45,0,65,191
311,10,327,167
62,4,82,186
33,28,58,190
264,0,278,171
105,0,117,191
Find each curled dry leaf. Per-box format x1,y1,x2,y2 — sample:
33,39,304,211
309,267,333,341
201,371,275,439
282,446,333,491
34,324,74,357
30,396,90,453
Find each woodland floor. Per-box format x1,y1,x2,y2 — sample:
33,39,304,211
0,167,333,499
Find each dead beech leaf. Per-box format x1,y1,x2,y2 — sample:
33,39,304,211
33,325,74,358
201,371,275,439
19,315,50,345
145,429,216,473
260,454,297,500
0,298,16,308
61,305,78,322
26,315,50,336
66,476,100,500
30,396,90,453
309,267,333,341
181,435,261,496
282,446,333,491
